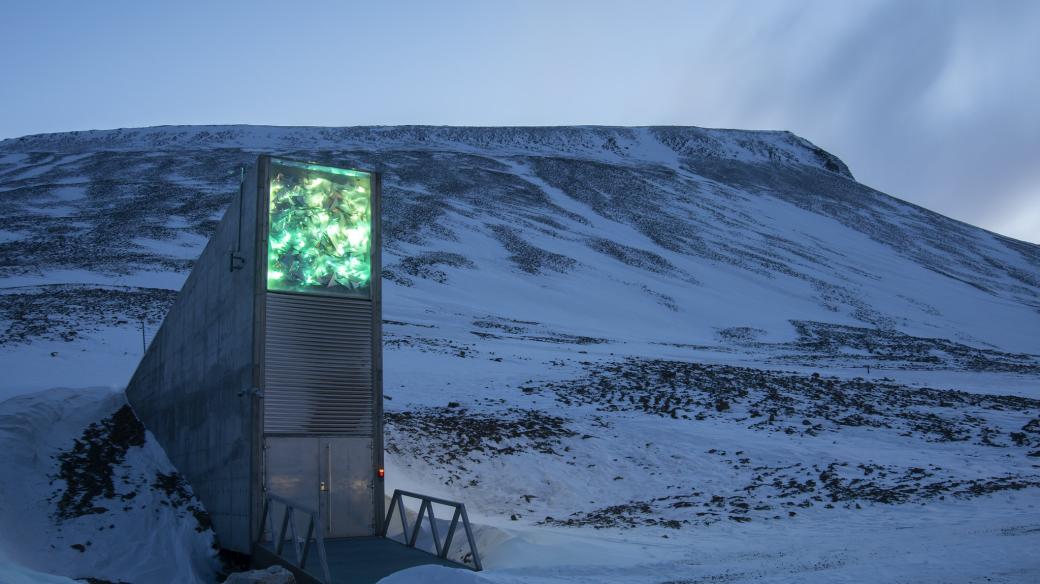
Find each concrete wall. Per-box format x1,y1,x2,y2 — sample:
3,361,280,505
126,165,261,553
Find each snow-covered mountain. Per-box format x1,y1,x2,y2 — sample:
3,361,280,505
0,125,1038,583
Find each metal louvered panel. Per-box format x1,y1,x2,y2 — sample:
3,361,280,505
264,292,373,435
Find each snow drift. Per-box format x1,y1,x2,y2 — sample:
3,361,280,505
0,388,218,582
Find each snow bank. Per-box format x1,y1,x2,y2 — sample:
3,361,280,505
0,387,219,583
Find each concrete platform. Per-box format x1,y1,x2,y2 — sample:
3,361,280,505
254,536,466,584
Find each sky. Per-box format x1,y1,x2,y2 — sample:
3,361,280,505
2,0,1037,243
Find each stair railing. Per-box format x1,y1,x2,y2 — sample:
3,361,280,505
381,489,483,571
256,493,333,584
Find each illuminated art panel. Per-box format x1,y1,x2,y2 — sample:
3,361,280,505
267,158,372,298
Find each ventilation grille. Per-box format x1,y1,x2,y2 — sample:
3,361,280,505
264,292,373,435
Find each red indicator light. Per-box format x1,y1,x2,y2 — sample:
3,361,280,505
378,468,385,478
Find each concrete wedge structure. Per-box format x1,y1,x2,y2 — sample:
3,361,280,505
125,155,384,554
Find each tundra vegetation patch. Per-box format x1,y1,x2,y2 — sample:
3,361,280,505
385,406,577,485
544,459,1040,529
0,285,175,346
527,358,1040,445
50,404,213,534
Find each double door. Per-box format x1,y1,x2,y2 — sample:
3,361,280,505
265,436,375,537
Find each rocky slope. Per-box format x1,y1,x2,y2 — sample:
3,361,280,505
1,125,1038,583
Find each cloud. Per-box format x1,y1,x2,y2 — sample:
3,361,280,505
673,0,1040,243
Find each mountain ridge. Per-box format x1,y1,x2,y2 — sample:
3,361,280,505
0,123,1037,377
0,124,854,179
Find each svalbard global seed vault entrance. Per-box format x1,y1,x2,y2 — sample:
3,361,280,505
125,156,480,583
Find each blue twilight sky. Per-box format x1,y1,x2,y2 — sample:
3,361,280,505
2,0,1038,243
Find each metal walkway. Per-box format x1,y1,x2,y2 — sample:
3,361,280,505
254,491,482,584
255,537,460,584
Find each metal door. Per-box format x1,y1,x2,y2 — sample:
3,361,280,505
266,436,375,538
319,436,375,537
264,437,320,539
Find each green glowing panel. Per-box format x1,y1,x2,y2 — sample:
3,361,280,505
267,158,372,298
